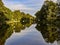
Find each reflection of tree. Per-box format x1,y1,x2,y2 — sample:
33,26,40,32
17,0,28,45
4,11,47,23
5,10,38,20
14,22,32,32
14,22,26,32
0,11,11,45
0,19,33,45
46,25,58,43
0,26,13,45
36,23,58,43
0,11,12,45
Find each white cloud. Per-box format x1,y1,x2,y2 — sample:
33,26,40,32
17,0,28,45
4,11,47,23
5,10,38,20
4,3,36,15
3,0,44,15
4,4,34,11
53,0,57,2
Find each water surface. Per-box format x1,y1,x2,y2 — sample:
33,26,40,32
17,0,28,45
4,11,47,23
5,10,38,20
4,24,58,45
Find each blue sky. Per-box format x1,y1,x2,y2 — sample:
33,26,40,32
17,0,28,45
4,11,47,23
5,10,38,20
3,0,57,16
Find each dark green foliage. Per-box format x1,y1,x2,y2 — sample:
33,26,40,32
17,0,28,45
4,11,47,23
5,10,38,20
0,11,9,22
20,17,30,25
35,0,59,43
0,11,9,31
35,0,58,23
0,0,35,45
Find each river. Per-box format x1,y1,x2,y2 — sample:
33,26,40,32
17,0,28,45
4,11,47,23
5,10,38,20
4,24,59,45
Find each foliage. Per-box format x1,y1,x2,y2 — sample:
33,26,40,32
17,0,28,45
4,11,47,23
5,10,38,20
35,0,58,24
0,0,35,45
35,0,59,43
20,17,30,25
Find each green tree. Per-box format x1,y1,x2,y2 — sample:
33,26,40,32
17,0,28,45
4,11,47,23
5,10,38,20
35,0,58,24
20,17,30,25
0,11,9,31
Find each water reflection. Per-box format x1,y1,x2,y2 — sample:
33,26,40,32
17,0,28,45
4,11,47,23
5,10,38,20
0,18,60,45
0,15,33,45
35,18,60,45
36,24,58,43
0,15,60,45
0,11,10,45
0,11,60,45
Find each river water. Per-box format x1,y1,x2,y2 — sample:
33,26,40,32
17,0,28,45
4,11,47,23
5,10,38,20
4,24,59,45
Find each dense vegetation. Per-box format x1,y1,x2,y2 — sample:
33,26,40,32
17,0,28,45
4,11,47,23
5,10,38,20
35,0,60,43
0,0,60,45
0,0,35,28
0,0,35,45
35,0,58,24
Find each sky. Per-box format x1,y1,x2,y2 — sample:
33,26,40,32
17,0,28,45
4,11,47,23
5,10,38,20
2,0,57,16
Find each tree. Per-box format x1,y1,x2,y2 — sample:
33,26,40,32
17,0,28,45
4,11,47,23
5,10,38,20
35,0,59,43
35,0,58,24
13,10,21,21
0,11,9,30
20,17,30,25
